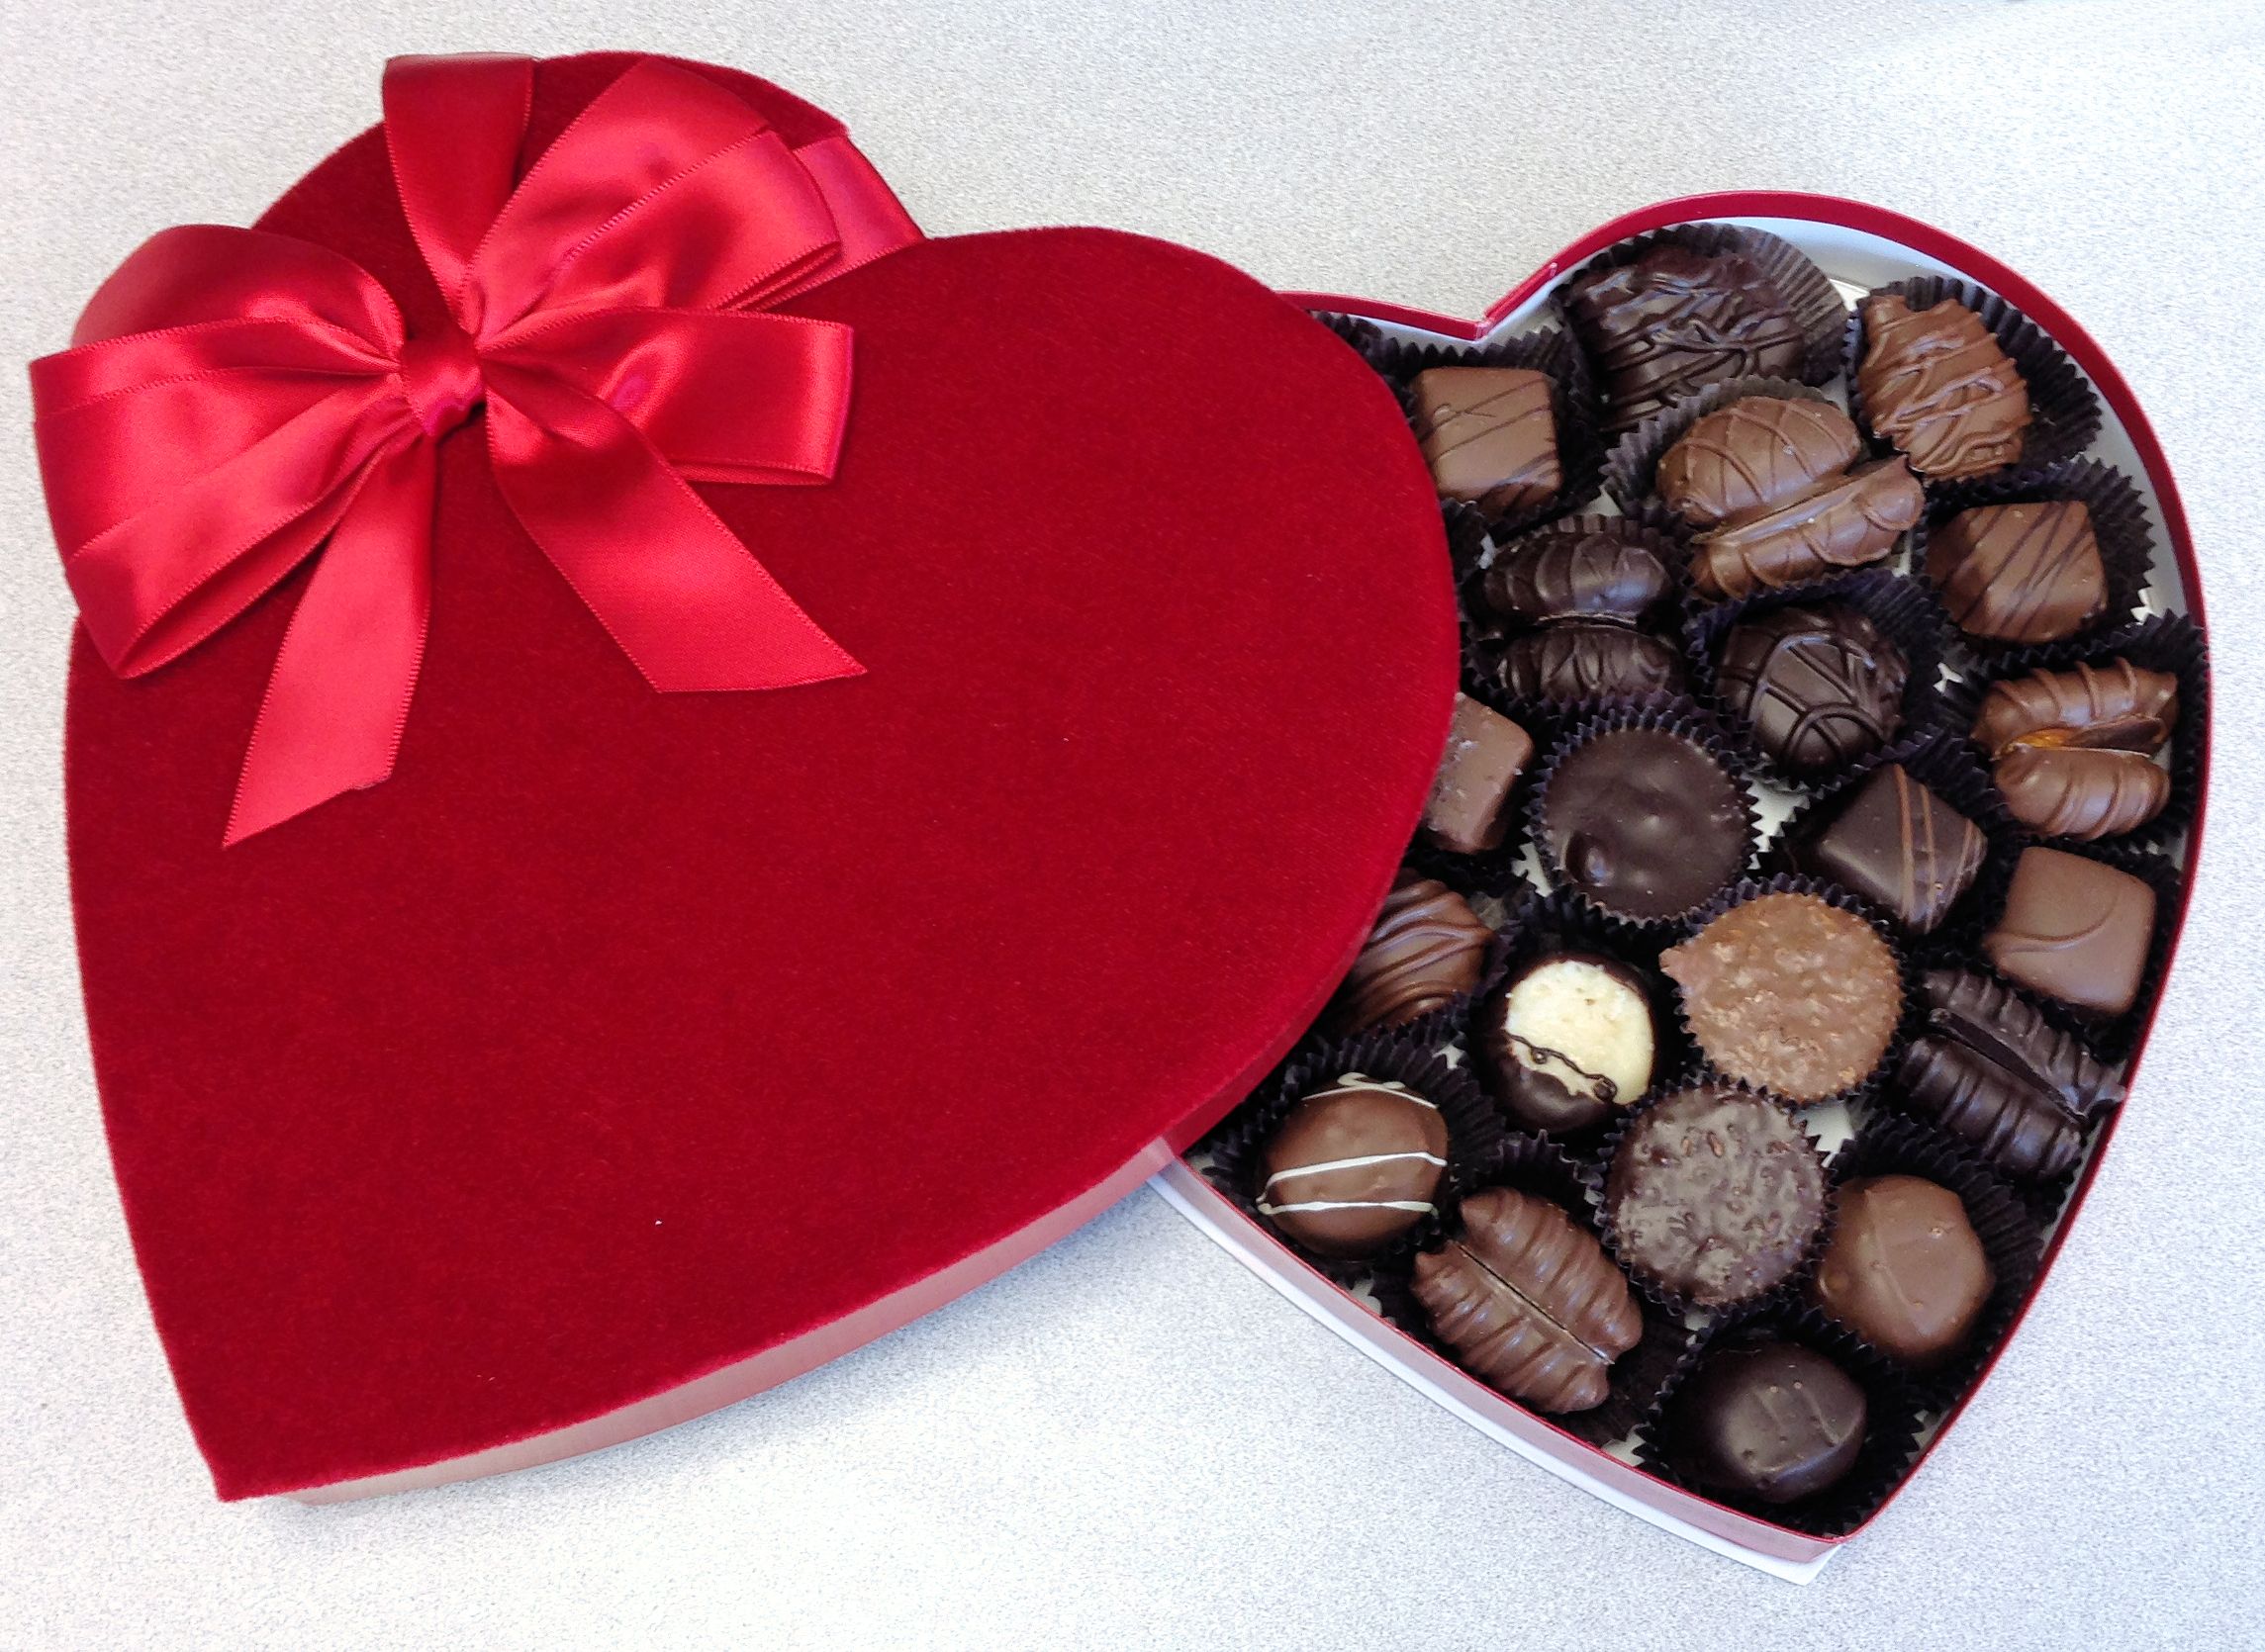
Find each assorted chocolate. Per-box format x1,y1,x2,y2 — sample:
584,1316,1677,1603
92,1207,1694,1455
1812,1175,1993,1369
1792,763,1985,936
1479,953,1656,1135
1539,725,1750,922
1983,847,2156,1017
1714,601,1909,776
1422,692,1535,855
1258,1073,1450,1258
1410,366,1562,516
1660,1341,1868,1505
1856,294,2031,481
1928,501,2106,644
1564,243,1807,433
1972,658,2179,841
1324,872,1492,1036
1479,518,1688,705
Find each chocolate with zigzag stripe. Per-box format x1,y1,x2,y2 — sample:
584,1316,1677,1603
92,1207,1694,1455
1857,295,2031,481
1259,1073,1450,1257
1715,603,1908,775
1928,500,2107,644
1796,763,1986,935
1564,245,1807,433
1324,872,1492,1035
1409,366,1561,515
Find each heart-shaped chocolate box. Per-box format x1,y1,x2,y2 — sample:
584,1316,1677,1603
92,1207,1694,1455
1161,194,2208,1576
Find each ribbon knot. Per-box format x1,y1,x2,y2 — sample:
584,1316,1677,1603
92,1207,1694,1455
400,326,485,437
29,52,920,843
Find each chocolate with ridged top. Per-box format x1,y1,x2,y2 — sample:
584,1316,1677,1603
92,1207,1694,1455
1995,745,2169,840
1692,459,1924,599
1664,1341,1868,1505
1983,847,2155,1016
1325,873,1492,1035
1410,1187,1643,1413
1481,524,1673,625
1812,1175,1993,1369
1259,1073,1450,1258
1796,763,1986,936
1564,245,1807,433
1498,622,1685,705
1857,295,2031,481
1656,397,1863,530
1716,603,1908,775
1928,501,2107,645
1603,1085,1829,1307
1973,658,2178,759
1422,693,1535,855
1897,968,2119,1181
1480,953,1657,1135
1409,366,1562,515
1542,728,1750,922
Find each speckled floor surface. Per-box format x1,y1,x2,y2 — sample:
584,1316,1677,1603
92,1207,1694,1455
5,2,2262,1646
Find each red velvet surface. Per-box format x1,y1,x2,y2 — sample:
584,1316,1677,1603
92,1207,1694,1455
62,56,1459,1497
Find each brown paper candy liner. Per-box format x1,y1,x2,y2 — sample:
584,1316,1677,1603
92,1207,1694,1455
1598,374,1844,523
1914,459,2156,659
1939,611,2209,856
1552,223,1846,427
1310,309,1390,366
1683,566,1954,793
1367,1132,1693,1445
1768,727,2024,960
1524,699,1762,930
1588,1071,1836,1319
1843,276,2102,485
1814,1111,2046,1414
1196,1025,1510,1285
1463,886,1700,1150
1443,499,1496,590
1628,1300,1926,1537
1659,873,1916,1112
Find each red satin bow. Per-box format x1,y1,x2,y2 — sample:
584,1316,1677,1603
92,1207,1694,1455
32,54,915,842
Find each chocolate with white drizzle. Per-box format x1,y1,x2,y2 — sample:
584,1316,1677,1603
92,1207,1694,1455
1257,1074,1449,1258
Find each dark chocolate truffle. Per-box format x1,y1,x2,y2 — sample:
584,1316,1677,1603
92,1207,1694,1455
1660,892,1900,1103
1664,1341,1868,1505
1422,693,1534,855
1410,1187,1643,1413
1603,1085,1828,1308
1326,873,1492,1035
1982,847,2154,1016
1409,366,1561,515
1541,728,1750,922
1812,1175,1992,1369
1796,763,1986,935
1715,603,1908,775
1972,658,2179,758
1481,524,1672,625
1691,459,1924,600
1994,745,2169,841
1897,968,2121,1182
1564,245,1806,433
1498,622,1685,705
1927,500,2107,645
1857,295,2030,482
1258,1073,1451,1258
1481,954,1656,1135
1656,397,1862,530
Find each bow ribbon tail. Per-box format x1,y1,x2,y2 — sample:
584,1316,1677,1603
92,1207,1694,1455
482,360,862,691
227,439,437,844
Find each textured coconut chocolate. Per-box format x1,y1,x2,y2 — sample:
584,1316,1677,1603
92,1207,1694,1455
1422,693,1535,855
1325,873,1492,1035
1994,745,2170,840
1716,603,1908,775
1410,1186,1643,1413
1664,1341,1868,1506
1812,1175,1993,1369
1563,245,1807,433
1661,892,1900,1102
1542,728,1750,922
1603,1085,1828,1307
1972,658,2180,759
1795,763,1986,935
1856,295,2032,481
1692,459,1925,600
1409,366,1562,515
1928,501,2107,644
1481,954,1656,1135
1983,848,2155,1016
1481,524,1673,625
1498,622,1686,705
1898,968,2120,1181
1655,397,1863,530
1258,1074,1450,1258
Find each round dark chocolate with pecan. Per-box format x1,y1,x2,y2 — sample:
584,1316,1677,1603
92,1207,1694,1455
1715,602,1908,775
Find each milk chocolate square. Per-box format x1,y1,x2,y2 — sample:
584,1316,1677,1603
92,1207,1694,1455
1422,693,1534,854
1983,847,2154,1016
1408,367,1560,515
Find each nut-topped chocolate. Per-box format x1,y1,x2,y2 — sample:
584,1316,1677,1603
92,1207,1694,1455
1812,1175,1993,1369
1928,500,2107,645
1409,366,1562,516
1794,763,1987,936
1481,523,1673,626
1422,693,1534,855
1411,1186,1643,1413
1480,953,1657,1135
1564,244,1807,433
1325,872,1492,1035
1258,1073,1450,1258
1857,294,2031,481
1603,1085,1829,1308
1541,727,1750,922
1663,1341,1868,1506
1973,659,2178,840
1715,603,1909,775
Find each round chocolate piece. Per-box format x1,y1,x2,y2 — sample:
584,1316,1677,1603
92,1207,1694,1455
1258,1074,1449,1259
1660,892,1901,1103
1812,1175,1993,1369
1482,524,1673,625
1603,1085,1828,1308
1325,872,1491,1036
1664,1341,1868,1506
1715,602,1908,776
1498,622,1685,705
1542,728,1749,922
1481,953,1656,1134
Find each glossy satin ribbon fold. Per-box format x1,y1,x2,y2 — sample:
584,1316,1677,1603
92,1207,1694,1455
31,52,918,842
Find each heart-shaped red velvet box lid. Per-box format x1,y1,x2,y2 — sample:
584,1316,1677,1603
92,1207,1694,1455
50,52,1461,1499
